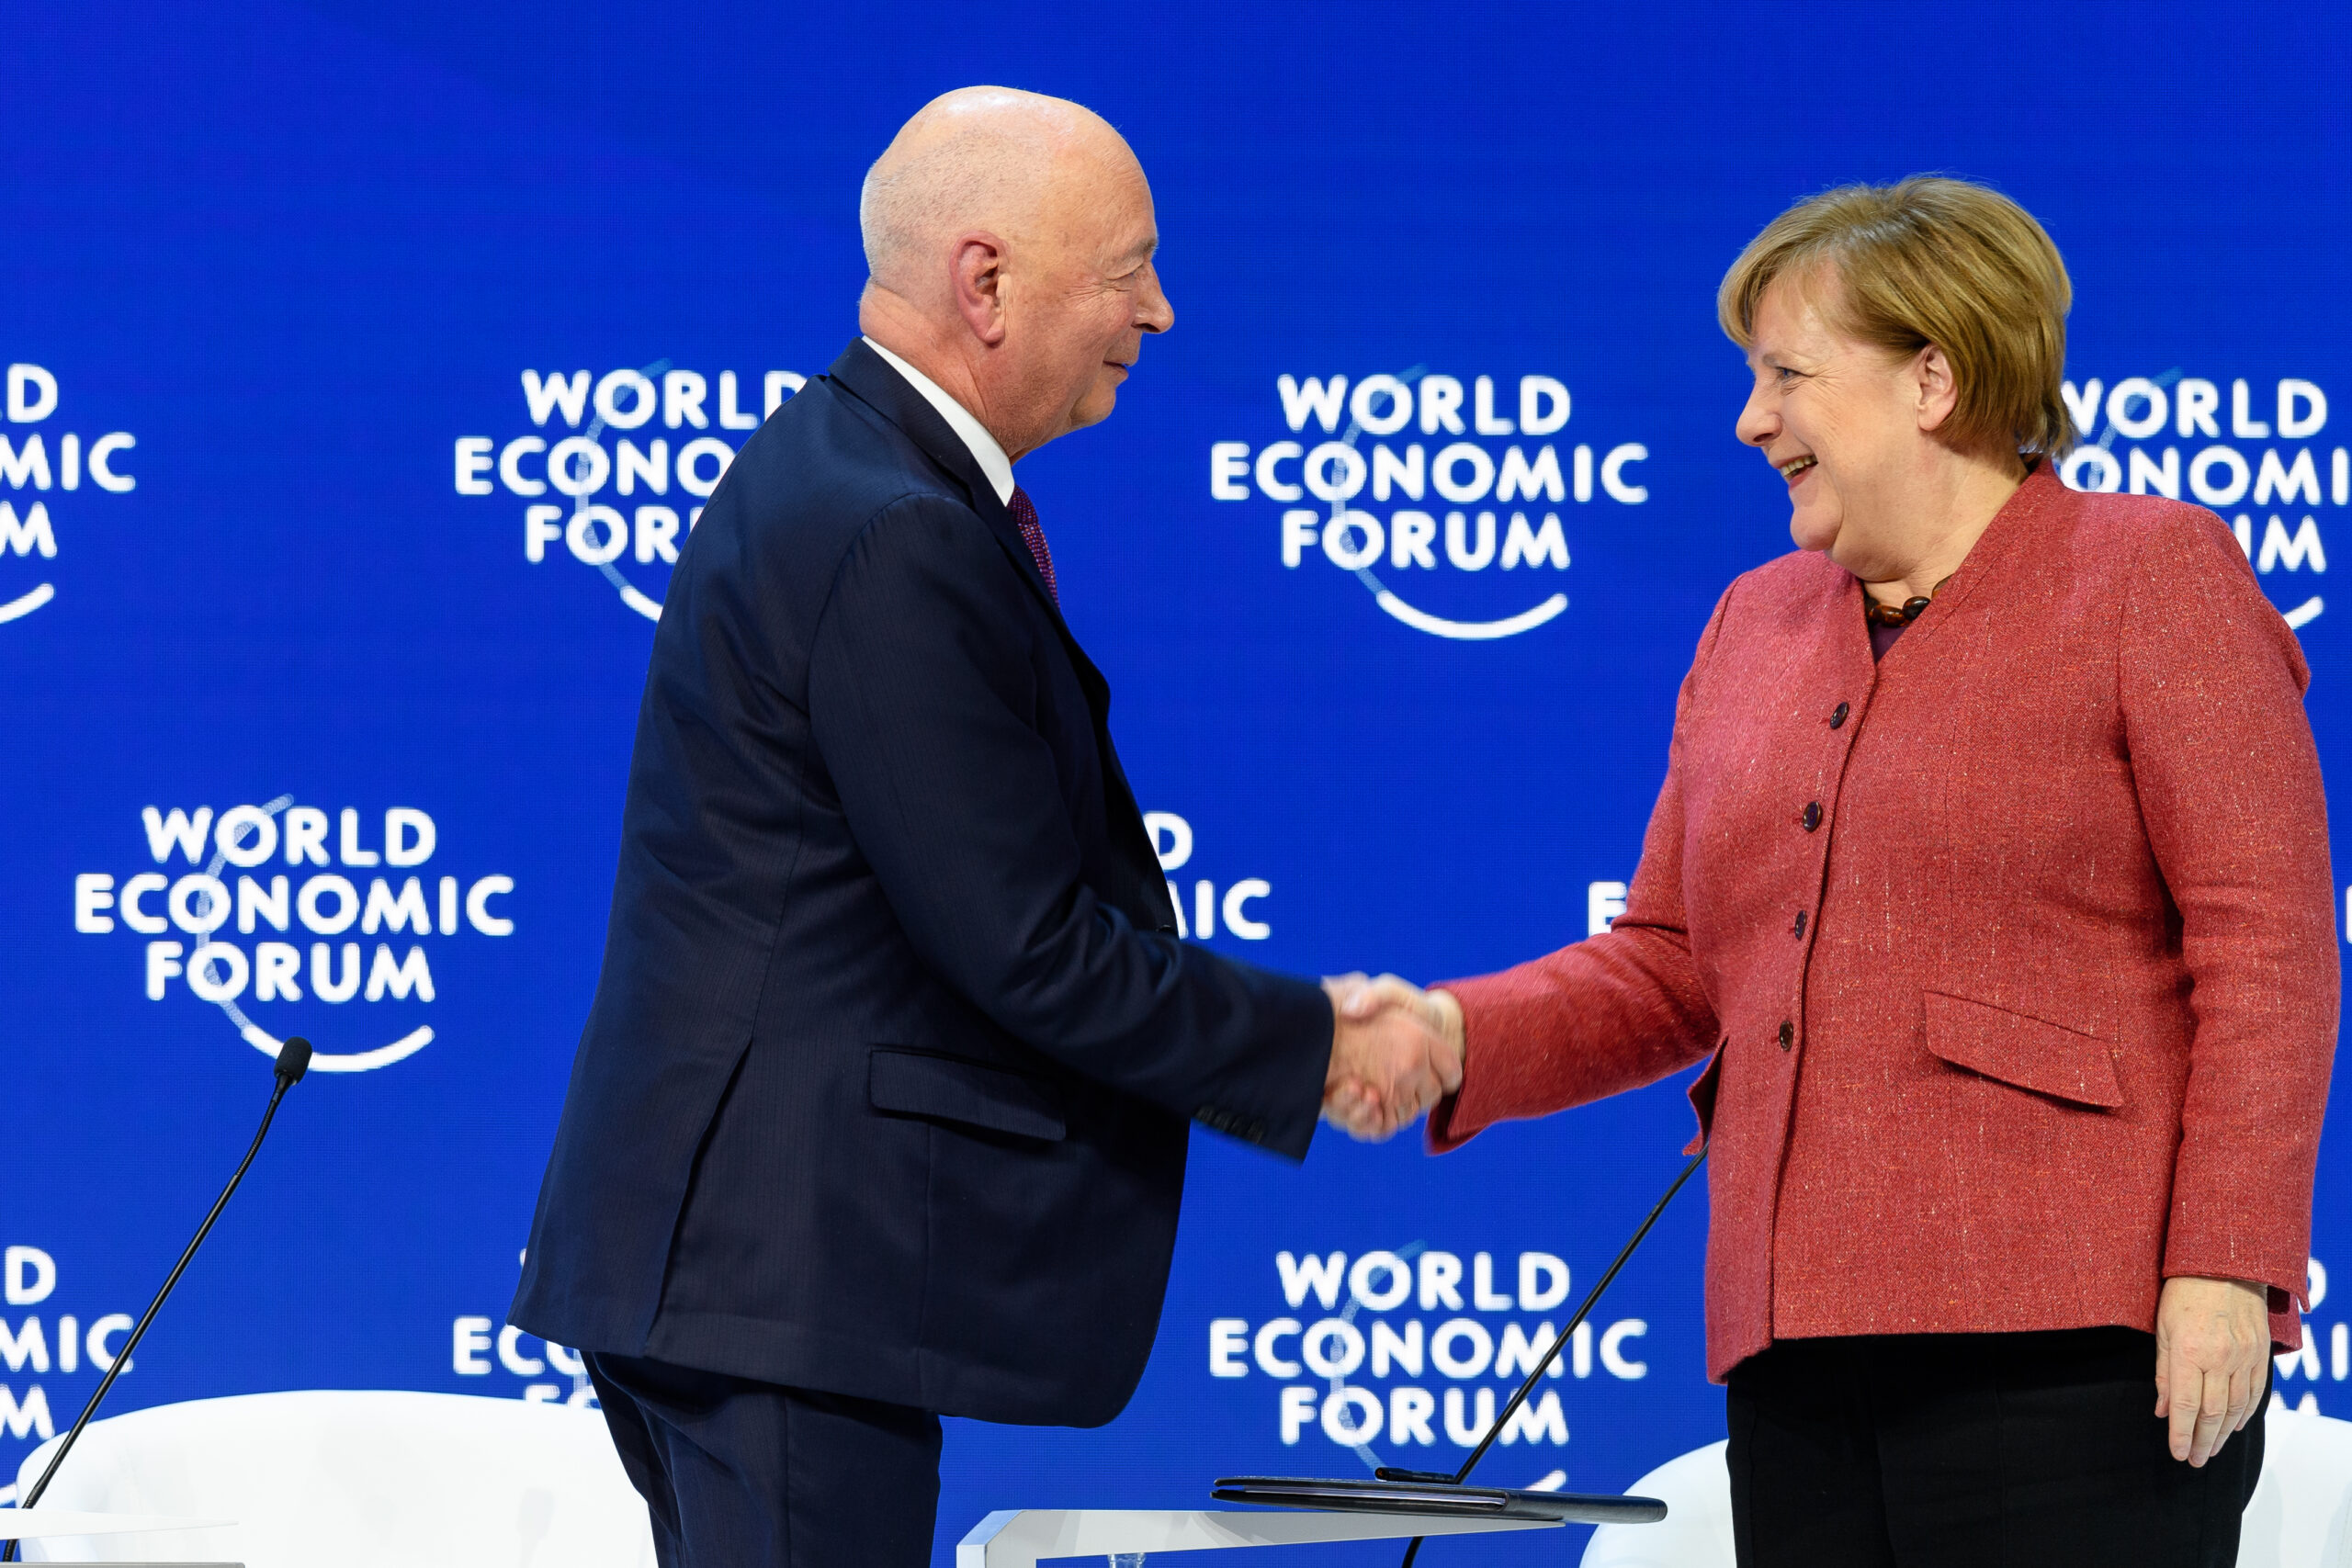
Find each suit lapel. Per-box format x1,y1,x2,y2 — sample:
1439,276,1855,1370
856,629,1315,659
824,343,1168,925
827,344,1069,624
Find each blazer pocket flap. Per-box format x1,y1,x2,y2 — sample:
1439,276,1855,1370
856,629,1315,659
1924,991,2123,1109
868,1049,1069,1141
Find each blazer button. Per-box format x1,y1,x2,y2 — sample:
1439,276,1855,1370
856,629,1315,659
1802,802,1823,831
1778,1020,1795,1051
1830,702,1850,729
1792,909,1808,939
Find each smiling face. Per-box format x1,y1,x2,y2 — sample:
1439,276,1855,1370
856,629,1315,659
999,146,1172,453
1734,265,1946,578
855,88,1175,463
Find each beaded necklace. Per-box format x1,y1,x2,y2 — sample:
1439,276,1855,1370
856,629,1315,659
1861,574,1955,628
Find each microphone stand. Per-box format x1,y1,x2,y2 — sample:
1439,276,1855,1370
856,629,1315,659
3,1037,312,1559
1385,1143,1706,1568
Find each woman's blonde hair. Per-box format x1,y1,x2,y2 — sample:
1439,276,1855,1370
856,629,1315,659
1718,176,2075,458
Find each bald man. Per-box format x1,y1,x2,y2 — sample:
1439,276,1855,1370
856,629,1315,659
511,88,1455,1567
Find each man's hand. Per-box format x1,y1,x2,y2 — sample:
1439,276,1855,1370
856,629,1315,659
2154,1274,2271,1465
1318,975,1464,1142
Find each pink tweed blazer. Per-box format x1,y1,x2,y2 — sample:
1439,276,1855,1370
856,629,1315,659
1430,465,2337,1382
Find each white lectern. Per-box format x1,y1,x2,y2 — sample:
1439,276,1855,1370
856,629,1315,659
956,1508,1558,1566
0,1509,238,1566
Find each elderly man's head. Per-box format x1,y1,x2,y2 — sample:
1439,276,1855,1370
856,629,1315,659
857,87,1172,460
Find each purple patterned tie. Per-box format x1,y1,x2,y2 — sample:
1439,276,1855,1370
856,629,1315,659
1006,485,1059,607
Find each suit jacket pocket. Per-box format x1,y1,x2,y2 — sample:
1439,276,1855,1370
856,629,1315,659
868,1048,1069,1141
1923,991,2124,1109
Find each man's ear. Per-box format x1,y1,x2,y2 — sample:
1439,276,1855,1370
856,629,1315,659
951,232,1009,347
1915,343,1961,434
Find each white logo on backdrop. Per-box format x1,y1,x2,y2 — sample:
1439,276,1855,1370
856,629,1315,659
73,799,515,1072
1209,1245,1656,1488
453,363,802,623
1145,812,1272,942
0,363,138,626
2059,374,2342,630
0,1246,142,1502
452,1307,595,1409
1210,371,1651,640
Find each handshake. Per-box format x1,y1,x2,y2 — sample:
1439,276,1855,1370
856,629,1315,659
1320,974,1466,1142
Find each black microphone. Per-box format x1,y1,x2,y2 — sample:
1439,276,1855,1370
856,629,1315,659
1385,1144,1708,1567
274,1034,312,1087
3,1036,312,1557
1209,1143,1708,1551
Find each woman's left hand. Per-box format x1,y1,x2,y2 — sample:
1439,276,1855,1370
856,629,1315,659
2154,1275,2272,1465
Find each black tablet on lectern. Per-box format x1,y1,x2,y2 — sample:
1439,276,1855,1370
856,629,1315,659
1211,1475,1668,1525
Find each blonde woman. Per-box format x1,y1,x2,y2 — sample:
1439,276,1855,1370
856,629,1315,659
1340,177,2334,1566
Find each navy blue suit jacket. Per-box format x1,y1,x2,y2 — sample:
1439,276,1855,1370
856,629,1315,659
512,341,1332,1427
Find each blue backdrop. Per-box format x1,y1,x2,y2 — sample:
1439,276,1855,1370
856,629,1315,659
4,2,2347,1561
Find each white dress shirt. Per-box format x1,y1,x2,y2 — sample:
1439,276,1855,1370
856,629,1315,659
861,335,1016,506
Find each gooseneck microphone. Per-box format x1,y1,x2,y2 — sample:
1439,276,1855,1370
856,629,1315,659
1211,1142,1708,1562
1385,1144,1708,1566
3,1036,312,1556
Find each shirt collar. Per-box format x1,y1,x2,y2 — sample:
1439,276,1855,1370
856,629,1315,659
860,335,1016,506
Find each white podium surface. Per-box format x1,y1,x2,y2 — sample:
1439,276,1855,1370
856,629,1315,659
957,1508,1558,1567
0,1513,232,1540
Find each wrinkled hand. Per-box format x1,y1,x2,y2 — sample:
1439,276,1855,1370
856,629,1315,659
2154,1275,2270,1465
1318,974,1464,1142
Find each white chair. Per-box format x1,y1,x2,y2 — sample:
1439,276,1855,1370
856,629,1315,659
1581,1401,2352,1568
2241,1396,2352,1568
1578,1440,1733,1568
13,1389,655,1567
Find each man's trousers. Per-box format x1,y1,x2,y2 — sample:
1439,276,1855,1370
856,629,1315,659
587,1350,944,1568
